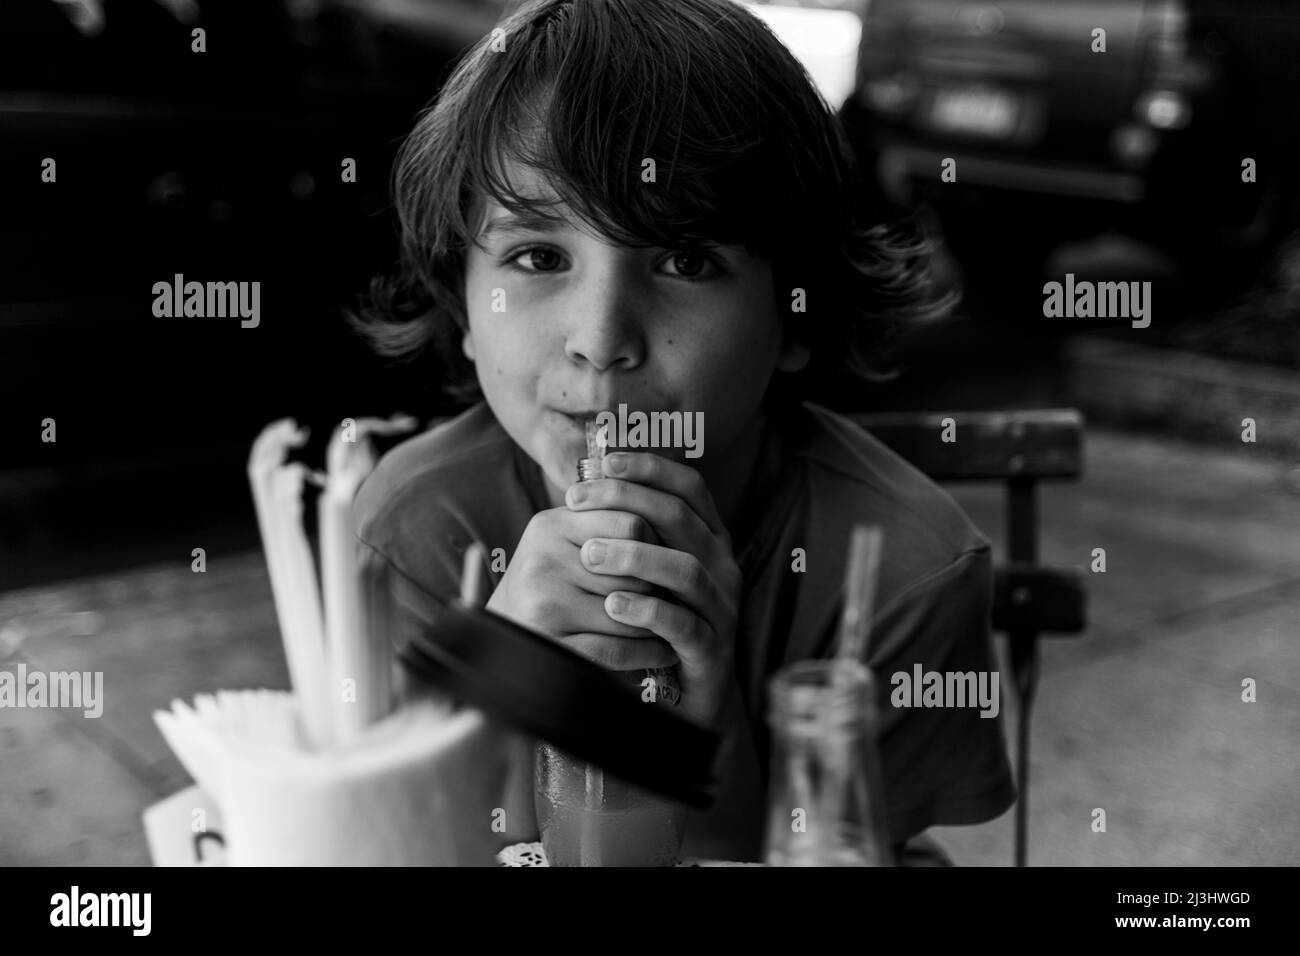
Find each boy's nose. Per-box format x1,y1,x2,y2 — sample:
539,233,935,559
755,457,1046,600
563,278,646,372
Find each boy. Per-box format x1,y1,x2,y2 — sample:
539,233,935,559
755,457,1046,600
351,0,1014,862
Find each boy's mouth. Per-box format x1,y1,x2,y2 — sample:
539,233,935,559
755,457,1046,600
547,409,601,448
553,409,607,428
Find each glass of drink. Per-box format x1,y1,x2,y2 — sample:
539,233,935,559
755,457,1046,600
534,739,688,867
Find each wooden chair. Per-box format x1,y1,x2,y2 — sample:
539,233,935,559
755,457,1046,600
848,409,1088,867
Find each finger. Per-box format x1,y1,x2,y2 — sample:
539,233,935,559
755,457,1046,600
566,477,715,557
600,452,725,535
603,591,712,671
558,632,680,671
552,507,666,549
581,538,720,625
540,508,660,593
560,592,663,640
573,569,656,598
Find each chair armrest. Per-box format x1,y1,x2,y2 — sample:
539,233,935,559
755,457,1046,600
850,409,1084,481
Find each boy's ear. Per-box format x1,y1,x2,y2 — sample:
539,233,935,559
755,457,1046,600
461,328,476,363
776,321,810,373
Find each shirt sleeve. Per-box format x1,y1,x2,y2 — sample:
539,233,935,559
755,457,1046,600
356,536,450,630
352,472,491,633
863,544,1017,844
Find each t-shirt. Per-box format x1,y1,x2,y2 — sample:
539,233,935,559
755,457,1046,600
352,400,1016,862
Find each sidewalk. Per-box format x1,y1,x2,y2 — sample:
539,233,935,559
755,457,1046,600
2,428,1297,865
935,429,1300,865
1067,336,1300,461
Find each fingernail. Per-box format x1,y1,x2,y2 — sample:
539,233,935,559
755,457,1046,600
604,454,627,475
568,483,588,505
584,540,606,565
607,593,629,615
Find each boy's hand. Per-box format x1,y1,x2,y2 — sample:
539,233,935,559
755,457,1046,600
562,451,742,728
484,503,678,670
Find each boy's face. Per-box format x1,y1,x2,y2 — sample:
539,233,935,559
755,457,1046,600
461,167,809,505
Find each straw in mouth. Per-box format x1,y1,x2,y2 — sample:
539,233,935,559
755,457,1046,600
586,418,610,460
578,417,610,482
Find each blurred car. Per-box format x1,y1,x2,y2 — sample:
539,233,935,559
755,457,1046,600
839,0,1300,304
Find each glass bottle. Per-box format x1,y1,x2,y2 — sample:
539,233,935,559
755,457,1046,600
763,658,894,866
577,418,683,711
532,420,689,865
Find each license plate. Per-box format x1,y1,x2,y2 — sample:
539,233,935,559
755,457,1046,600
929,87,1018,137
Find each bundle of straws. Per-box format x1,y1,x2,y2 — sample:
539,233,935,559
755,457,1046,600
244,413,418,750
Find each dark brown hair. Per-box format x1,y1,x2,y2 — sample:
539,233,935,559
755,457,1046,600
348,0,955,407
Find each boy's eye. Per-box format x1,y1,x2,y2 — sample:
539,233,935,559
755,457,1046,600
659,251,721,280
501,245,724,280
505,246,566,273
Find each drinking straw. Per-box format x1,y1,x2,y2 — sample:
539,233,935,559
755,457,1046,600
582,763,603,867
268,464,334,749
248,420,333,750
248,415,418,751
460,542,488,607
321,438,371,744
359,549,395,725
835,525,883,665
322,414,418,743
832,524,884,861
337,414,419,475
